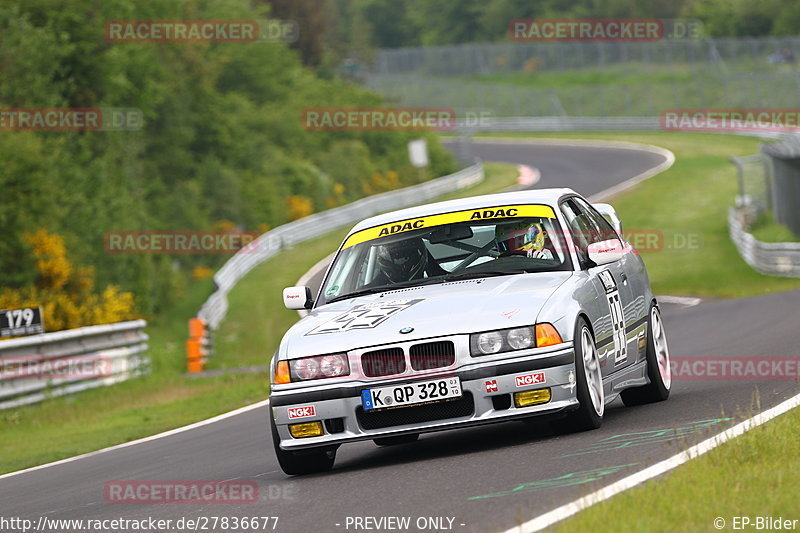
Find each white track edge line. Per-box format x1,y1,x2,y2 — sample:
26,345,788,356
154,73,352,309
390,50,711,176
456,136,676,202
0,399,270,481
587,145,675,202
499,391,800,533
656,295,703,307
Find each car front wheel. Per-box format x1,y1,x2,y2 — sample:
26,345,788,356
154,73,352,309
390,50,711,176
270,410,336,476
621,304,671,406
552,317,604,433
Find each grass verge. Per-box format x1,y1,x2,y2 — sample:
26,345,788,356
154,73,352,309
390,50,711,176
476,132,800,297
0,162,518,475
552,398,800,533
749,210,800,243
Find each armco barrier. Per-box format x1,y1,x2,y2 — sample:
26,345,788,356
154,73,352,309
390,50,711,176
728,208,800,277
0,319,149,410
454,116,785,138
190,162,484,371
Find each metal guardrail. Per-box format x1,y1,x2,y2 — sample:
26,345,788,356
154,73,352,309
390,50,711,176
458,116,663,132
0,320,149,410
730,150,800,277
455,116,785,138
196,162,485,332
728,207,800,277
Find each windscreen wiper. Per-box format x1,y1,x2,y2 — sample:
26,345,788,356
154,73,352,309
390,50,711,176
441,270,529,282
325,285,399,304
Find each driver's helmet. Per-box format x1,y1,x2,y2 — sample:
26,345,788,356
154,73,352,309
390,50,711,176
495,221,546,256
376,238,428,283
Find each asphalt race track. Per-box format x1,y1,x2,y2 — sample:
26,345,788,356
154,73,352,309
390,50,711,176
2,140,798,533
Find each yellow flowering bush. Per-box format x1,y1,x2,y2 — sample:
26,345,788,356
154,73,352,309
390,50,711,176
0,229,138,332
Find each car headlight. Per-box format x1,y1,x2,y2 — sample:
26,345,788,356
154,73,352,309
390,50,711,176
470,324,561,356
507,327,534,350
476,331,504,354
289,354,350,381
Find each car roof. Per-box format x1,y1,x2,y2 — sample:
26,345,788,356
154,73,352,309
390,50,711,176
347,188,577,234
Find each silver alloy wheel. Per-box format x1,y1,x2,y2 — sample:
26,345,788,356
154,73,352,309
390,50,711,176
651,307,672,389
581,327,604,416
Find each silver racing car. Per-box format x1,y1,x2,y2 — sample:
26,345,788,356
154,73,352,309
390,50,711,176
270,188,671,475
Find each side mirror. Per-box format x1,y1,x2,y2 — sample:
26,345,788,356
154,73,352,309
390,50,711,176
283,286,313,310
592,203,623,236
588,239,625,266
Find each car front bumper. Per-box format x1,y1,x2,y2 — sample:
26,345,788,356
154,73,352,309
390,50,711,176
270,344,578,451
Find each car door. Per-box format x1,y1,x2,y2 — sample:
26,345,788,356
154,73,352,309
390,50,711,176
561,197,636,372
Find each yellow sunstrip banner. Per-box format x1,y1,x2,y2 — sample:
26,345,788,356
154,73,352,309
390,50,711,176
342,204,556,249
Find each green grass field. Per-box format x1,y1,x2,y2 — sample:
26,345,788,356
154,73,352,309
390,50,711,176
371,60,800,117
749,210,800,243
553,400,800,533
464,63,700,89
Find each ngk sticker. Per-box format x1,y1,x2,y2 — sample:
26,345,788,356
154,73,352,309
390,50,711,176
515,372,546,387
287,405,316,419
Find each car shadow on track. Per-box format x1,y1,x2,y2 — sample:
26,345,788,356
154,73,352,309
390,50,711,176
330,404,632,474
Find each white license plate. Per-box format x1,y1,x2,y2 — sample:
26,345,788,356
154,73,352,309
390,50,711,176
361,377,461,411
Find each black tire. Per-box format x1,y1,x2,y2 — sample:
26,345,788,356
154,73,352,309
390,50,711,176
551,317,604,433
373,434,420,447
621,304,672,406
270,410,336,476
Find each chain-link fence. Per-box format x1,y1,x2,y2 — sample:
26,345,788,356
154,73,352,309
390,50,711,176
732,154,772,213
369,37,800,76
363,37,800,118
366,72,800,117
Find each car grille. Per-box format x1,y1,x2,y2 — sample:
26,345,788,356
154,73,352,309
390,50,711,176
356,393,475,430
409,341,455,371
361,348,406,377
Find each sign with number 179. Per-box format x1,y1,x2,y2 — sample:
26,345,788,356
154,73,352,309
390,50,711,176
0,306,45,337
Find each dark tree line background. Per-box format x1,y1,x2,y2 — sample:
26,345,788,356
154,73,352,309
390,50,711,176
0,0,456,318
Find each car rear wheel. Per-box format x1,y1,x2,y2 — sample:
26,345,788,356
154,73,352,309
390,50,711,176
621,304,671,406
270,411,336,475
373,434,420,446
552,317,604,433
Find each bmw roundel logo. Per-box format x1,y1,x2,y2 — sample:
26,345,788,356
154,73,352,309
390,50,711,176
399,327,414,334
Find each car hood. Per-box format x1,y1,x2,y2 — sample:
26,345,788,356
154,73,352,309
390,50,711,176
281,272,571,359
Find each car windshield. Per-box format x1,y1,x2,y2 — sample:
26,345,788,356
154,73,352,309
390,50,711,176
320,211,571,304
